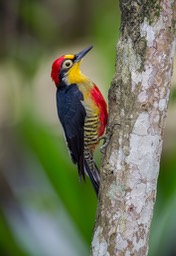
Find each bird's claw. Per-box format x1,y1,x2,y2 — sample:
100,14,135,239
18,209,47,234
99,123,116,154
100,137,109,154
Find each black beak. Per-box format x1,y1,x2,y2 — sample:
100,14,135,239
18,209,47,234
75,45,93,62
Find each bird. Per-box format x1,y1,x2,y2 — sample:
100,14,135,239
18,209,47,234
51,46,108,196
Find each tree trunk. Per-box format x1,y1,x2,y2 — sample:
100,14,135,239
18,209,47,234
91,1,176,255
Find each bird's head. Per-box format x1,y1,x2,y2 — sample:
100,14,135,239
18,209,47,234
51,45,93,86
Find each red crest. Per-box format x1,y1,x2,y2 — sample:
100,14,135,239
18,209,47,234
51,56,65,85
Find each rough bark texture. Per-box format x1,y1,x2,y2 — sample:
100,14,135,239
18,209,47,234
91,1,176,256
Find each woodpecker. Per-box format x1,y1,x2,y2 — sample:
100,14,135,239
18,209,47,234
51,46,108,195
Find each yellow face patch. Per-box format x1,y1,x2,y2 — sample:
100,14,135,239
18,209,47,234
64,54,74,60
66,61,88,84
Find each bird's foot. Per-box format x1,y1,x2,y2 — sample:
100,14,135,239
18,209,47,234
99,123,116,154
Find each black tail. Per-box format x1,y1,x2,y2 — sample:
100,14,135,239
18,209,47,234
77,154,85,182
84,160,100,196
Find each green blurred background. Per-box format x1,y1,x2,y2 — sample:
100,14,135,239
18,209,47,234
0,1,175,255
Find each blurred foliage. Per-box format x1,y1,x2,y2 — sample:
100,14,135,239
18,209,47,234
170,87,176,103
18,114,97,243
0,0,176,255
0,212,29,256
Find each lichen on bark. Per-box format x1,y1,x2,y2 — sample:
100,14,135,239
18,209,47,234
91,1,176,255
120,0,162,65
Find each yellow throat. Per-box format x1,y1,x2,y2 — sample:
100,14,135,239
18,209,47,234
66,61,88,85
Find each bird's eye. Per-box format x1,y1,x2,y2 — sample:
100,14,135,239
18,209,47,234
62,59,73,69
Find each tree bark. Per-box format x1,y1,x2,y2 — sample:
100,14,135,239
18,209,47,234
91,1,176,255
